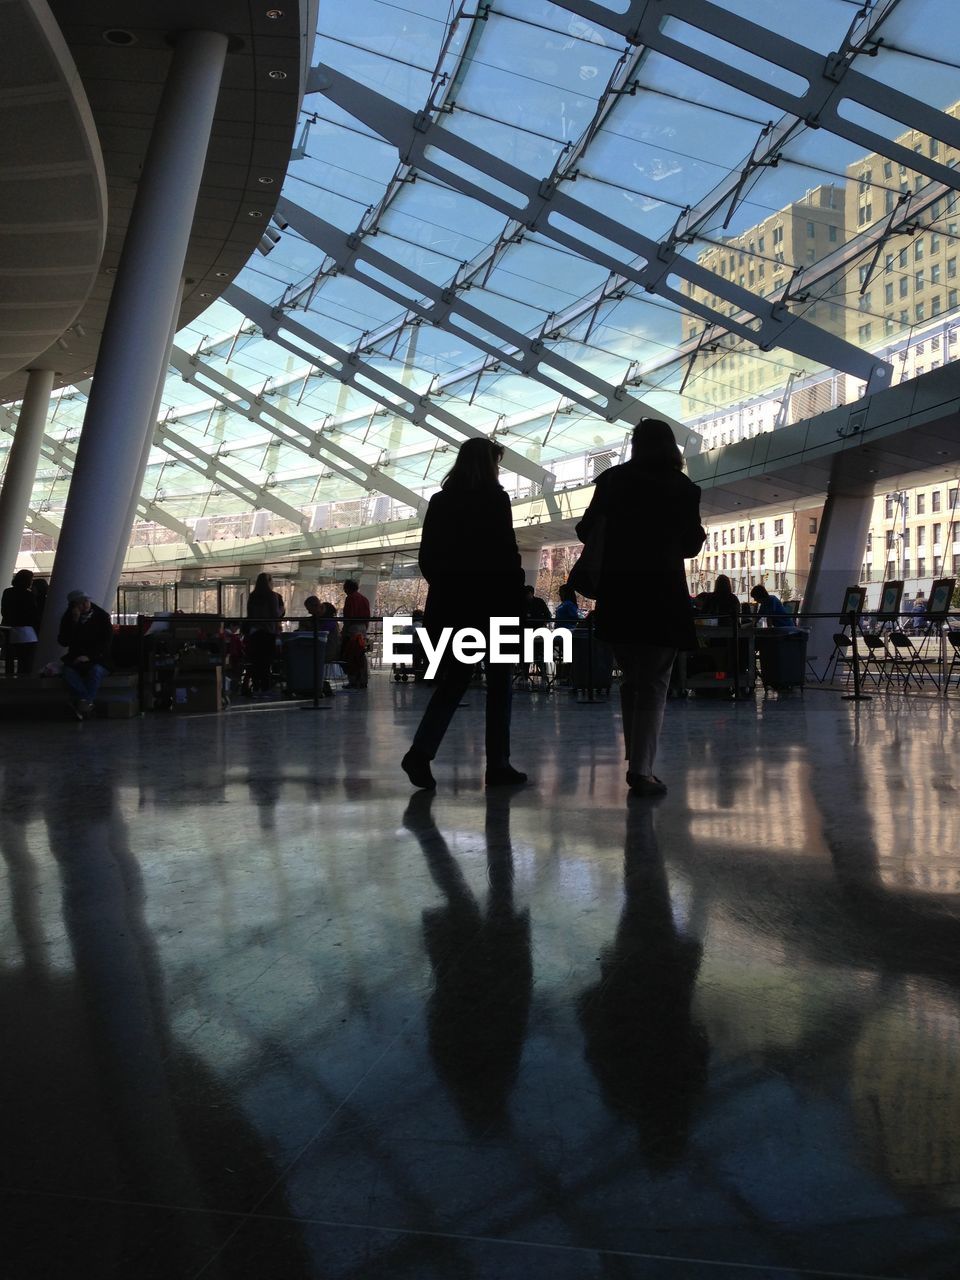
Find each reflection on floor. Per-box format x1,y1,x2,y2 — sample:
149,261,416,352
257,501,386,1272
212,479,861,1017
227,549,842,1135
3,678,960,1278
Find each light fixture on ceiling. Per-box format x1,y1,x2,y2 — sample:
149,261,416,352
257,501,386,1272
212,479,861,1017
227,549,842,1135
103,28,137,45
268,70,287,80
266,8,284,17
257,227,282,256
215,271,229,278
258,176,275,185
199,292,212,298
247,210,264,218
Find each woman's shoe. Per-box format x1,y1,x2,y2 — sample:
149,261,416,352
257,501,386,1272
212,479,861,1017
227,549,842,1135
626,772,667,796
485,765,528,786
402,750,436,790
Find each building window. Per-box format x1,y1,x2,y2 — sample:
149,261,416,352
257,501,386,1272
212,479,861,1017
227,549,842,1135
774,518,784,535
885,530,895,549
807,221,815,237
829,225,838,242
917,493,925,514
916,303,925,321
885,283,894,305
885,253,894,273
858,323,872,342
949,289,958,309
809,517,818,534
915,239,924,261
949,258,957,279
933,523,942,545
915,269,924,289
951,488,959,509
932,263,941,284
739,525,745,542
932,296,942,315
900,277,909,298
758,521,765,538
883,161,893,179
885,496,895,518
916,525,925,545
931,233,941,253
933,490,942,512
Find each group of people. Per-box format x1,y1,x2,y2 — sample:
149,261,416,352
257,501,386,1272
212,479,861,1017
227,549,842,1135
402,419,707,797
694,576,796,628
240,573,372,695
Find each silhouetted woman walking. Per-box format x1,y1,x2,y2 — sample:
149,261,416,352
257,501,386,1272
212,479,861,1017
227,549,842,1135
402,438,527,790
576,419,705,796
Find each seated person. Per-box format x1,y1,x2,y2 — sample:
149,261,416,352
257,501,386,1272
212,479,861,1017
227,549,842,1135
750,583,794,629
294,597,339,696
695,574,740,623
555,584,582,631
57,589,113,719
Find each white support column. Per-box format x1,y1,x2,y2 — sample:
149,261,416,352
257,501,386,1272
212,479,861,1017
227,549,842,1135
0,367,55,579
106,281,185,605
802,475,874,678
520,550,541,589
39,29,228,660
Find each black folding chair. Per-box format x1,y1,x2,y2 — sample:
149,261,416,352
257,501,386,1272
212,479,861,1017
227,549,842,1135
945,630,960,692
860,632,891,689
887,628,927,691
824,631,854,686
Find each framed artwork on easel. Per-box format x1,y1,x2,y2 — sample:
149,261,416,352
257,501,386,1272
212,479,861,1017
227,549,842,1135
876,580,904,622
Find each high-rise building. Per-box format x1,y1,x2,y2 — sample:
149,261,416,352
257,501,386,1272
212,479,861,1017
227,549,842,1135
845,101,960,348
679,185,847,418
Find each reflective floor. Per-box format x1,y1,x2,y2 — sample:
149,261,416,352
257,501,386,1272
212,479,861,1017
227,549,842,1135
3,679,960,1278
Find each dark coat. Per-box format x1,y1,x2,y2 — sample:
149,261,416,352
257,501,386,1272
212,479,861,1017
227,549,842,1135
419,484,525,642
1,586,38,629
575,461,705,649
57,603,113,666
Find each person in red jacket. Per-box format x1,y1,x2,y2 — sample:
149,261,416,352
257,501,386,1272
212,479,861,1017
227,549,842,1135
341,579,371,689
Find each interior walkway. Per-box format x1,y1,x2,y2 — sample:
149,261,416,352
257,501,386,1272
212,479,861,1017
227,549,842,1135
3,679,960,1278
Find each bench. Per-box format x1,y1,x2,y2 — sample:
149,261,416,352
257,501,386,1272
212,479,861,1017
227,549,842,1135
0,672,141,720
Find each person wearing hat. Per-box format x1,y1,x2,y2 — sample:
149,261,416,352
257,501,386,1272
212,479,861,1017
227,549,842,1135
57,590,113,719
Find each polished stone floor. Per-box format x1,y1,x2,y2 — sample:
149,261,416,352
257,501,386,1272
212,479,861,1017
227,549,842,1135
3,677,960,1278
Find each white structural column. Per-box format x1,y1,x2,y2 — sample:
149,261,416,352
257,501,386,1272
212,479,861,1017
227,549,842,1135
802,471,874,678
520,550,541,588
39,29,228,658
105,280,185,603
0,367,55,579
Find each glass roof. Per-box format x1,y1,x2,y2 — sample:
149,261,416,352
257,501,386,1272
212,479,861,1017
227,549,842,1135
6,0,960,561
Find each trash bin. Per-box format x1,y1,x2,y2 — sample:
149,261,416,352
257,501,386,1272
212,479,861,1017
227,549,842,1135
755,629,808,691
283,631,327,697
571,630,614,695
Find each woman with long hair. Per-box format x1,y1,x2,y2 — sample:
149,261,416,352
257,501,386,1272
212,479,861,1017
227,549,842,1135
1,569,39,675
402,437,527,790
575,419,705,796
245,572,285,693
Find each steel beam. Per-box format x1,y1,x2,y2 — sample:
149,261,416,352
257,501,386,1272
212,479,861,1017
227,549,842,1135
550,0,960,192
672,0,906,245
308,62,893,392
152,421,308,527
275,196,696,445
170,345,429,514
224,285,558,492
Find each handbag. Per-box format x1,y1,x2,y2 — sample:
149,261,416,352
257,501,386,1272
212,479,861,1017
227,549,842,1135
567,514,606,600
